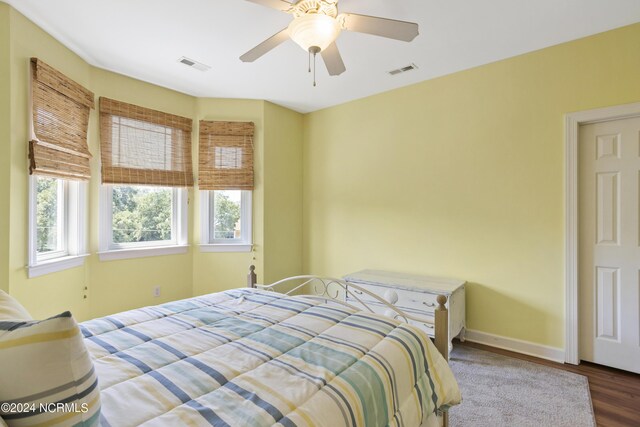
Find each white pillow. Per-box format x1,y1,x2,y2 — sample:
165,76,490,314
0,311,100,426
0,290,32,321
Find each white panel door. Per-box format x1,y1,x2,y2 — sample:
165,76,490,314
579,117,640,373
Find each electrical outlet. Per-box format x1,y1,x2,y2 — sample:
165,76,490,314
153,286,161,298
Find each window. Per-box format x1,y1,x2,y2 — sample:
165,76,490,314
99,185,187,260
112,185,174,244
28,176,87,278
200,190,252,252
198,121,254,252
98,98,192,260
28,59,93,277
35,177,65,258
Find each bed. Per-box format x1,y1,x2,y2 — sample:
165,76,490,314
80,267,460,427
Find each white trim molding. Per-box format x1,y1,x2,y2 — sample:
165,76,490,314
199,244,252,253
98,245,189,261
464,329,565,363
564,101,640,365
28,254,89,278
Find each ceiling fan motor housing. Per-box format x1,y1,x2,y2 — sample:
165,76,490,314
290,0,339,19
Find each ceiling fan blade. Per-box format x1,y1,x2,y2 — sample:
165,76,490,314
240,28,290,62
340,13,419,42
321,42,346,76
245,0,296,12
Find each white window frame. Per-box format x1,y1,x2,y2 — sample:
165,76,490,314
28,176,89,278
36,178,67,262
99,185,188,261
200,190,252,253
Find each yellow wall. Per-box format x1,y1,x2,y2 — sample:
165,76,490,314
263,102,303,284
302,23,640,349
8,5,93,319
191,99,305,294
86,68,197,318
0,3,10,293
192,98,265,296
2,6,304,320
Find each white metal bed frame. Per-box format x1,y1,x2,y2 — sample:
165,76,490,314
246,265,451,427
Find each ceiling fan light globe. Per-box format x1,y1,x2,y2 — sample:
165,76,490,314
288,14,341,52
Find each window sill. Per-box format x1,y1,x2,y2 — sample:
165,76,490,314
28,254,89,278
199,244,252,253
99,245,189,261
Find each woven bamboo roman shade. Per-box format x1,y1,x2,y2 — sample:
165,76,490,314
99,97,194,187
29,58,95,180
198,121,255,190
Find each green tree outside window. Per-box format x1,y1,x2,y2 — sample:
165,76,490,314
213,191,241,239
112,186,172,243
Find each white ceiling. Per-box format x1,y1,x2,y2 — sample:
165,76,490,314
5,0,640,113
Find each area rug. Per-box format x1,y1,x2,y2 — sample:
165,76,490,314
448,345,596,427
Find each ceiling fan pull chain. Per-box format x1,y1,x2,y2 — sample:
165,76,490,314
313,50,317,87
308,46,321,87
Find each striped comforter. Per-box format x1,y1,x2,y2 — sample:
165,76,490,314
81,289,460,426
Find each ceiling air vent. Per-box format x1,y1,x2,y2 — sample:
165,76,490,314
178,57,211,72
388,63,419,76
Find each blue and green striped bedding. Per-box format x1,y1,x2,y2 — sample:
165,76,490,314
81,288,460,426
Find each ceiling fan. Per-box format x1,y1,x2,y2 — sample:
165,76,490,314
240,0,419,85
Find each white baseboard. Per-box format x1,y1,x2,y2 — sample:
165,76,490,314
463,329,565,363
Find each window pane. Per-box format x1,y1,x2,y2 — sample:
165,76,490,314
212,190,241,240
36,177,61,253
111,117,176,171
112,186,173,243
214,146,243,169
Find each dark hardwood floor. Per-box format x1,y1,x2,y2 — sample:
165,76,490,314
455,340,640,426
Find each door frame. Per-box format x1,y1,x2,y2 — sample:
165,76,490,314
565,101,640,364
